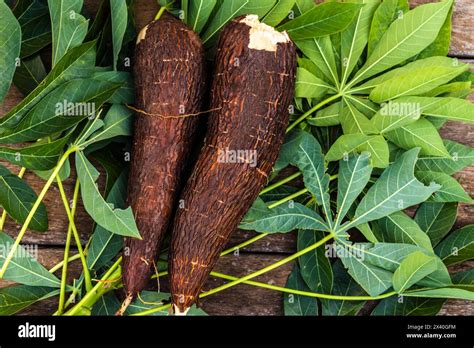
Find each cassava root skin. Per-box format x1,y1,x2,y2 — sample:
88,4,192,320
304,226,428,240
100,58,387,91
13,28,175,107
169,15,297,313
123,12,206,303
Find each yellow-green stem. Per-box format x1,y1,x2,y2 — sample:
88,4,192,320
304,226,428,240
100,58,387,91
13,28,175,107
0,167,26,230
259,172,302,195
57,179,81,314
56,177,92,292
0,147,77,278
155,6,166,20
49,253,81,273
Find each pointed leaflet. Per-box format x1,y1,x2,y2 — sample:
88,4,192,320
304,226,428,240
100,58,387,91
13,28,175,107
0,233,60,287
86,171,126,270
91,292,121,316
335,153,372,228
295,68,331,99
423,81,471,98
363,243,425,272
293,0,314,16
339,0,380,85
298,230,333,293
413,140,474,175
416,171,472,203
278,2,363,41
350,0,453,86
92,70,135,104
110,0,127,70
385,118,450,158
403,288,474,301
403,97,474,124
188,0,217,33
370,101,421,134
371,296,444,316
338,241,393,297
13,55,47,96
322,260,366,316
372,211,433,251
0,285,59,315
0,0,21,102
307,101,340,127
392,251,437,293
326,134,389,168
351,148,440,228
284,265,318,316
367,0,409,56
414,202,457,247
340,98,377,135
48,0,89,66
262,0,296,27
0,174,48,232
17,0,52,58
0,41,96,131
75,152,140,238
369,62,468,102
239,202,328,233
435,225,474,266
0,79,120,144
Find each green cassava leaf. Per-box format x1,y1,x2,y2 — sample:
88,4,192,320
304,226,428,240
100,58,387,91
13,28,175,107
75,151,140,238
188,0,217,33
0,232,60,287
403,288,474,301
435,225,474,266
17,0,52,58
392,251,437,293
370,100,421,134
0,0,21,102
367,0,409,56
48,0,89,66
416,171,472,203
0,41,97,131
284,265,318,316
340,98,377,135
326,134,389,168
335,153,372,228
293,0,314,16
110,0,128,70
298,230,332,293
295,67,331,99
385,118,450,157
414,202,457,247
351,0,453,86
411,97,474,123
91,292,121,316
307,101,340,126
262,0,295,27
451,269,474,290
0,285,59,315
372,211,433,251
279,2,363,41
0,174,48,232
92,70,135,104
363,243,425,272
371,296,444,316
0,136,68,170
351,148,440,227
13,55,47,96
0,79,120,144
423,81,471,98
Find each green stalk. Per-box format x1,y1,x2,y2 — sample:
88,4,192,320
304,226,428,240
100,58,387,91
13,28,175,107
259,172,302,195
155,5,166,20
0,167,26,230
286,93,342,133
57,179,81,314
55,177,92,292
49,253,81,273
0,146,77,278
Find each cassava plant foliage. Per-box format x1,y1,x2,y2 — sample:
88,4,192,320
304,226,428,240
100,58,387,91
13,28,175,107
0,0,472,316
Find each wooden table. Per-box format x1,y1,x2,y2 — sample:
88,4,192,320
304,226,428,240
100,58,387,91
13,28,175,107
0,0,473,316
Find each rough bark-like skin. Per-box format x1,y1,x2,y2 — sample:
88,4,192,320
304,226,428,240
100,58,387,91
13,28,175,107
123,13,206,299
169,16,297,312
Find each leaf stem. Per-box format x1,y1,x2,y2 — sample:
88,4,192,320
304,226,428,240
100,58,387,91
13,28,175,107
286,93,342,133
55,177,92,292
49,253,81,273
259,172,302,195
0,146,77,279
155,6,166,20
0,167,26,230
57,179,81,314
268,188,308,208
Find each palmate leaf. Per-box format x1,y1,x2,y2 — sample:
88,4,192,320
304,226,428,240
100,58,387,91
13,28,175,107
279,2,363,41
284,265,318,316
349,0,453,86
335,153,372,228
0,41,97,131
48,0,89,66
435,225,474,266
416,171,472,203
298,230,333,293
0,0,21,103
0,285,59,315
340,98,377,135
262,0,296,27
110,0,128,70
350,148,440,228
307,101,340,126
75,151,140,238
326,134,389,168
392,251,438,293
414,202,457,247
0,232,60,287
0,170,48,232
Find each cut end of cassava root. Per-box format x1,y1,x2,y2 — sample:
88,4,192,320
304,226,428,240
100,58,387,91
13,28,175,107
240,14,290,52
136,25,149,44
172,304,190,316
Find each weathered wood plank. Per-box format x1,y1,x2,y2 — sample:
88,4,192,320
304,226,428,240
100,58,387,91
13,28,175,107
2,248,472,316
